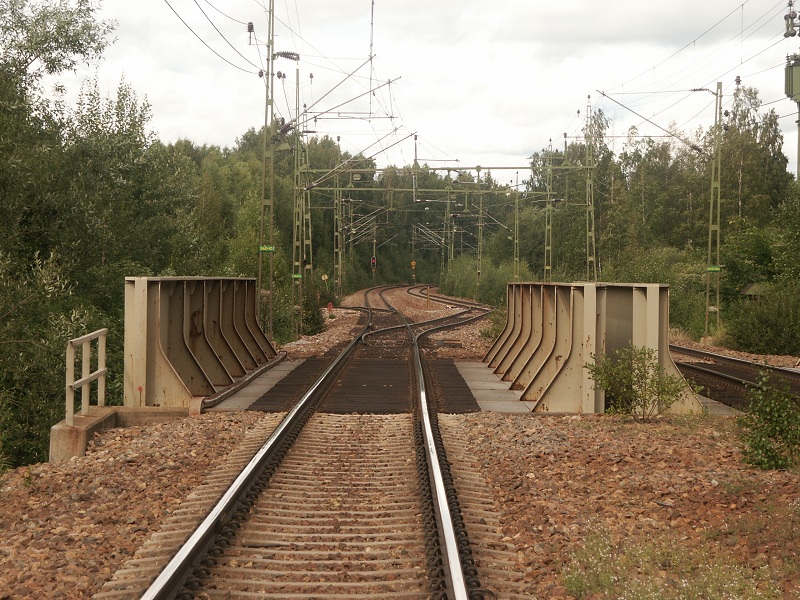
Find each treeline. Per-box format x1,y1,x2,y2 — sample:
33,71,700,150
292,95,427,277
443,90,800,354
3,0,800,470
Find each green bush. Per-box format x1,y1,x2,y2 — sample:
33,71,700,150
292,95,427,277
738,372,800,470
726,283,800,355
301,279,326,336
481,306,507,341
601,246,707,338
587,344,686,420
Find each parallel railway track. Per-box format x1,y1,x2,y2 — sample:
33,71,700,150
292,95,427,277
670,344,800,411
95,286,535,599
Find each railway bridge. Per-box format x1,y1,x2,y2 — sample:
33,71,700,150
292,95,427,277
22,281,800,598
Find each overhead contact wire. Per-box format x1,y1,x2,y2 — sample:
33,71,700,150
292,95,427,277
192,0,262,70
162,0,258,74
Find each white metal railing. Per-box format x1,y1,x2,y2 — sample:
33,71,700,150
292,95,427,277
65,329,108,426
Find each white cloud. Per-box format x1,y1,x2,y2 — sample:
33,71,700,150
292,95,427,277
51,0,800,173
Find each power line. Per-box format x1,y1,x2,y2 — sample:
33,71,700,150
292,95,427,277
611,0,784,118
598,90,706,154
201,0,248,25
192,0,261,70
614,0,760,90
162,0,258,75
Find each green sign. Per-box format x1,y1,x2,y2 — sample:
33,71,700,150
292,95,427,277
259,245,275,252
291,274,303,279
707,266,721,272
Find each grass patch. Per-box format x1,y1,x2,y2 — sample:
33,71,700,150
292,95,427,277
562,525,782,599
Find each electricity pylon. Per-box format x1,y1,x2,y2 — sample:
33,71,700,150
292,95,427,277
705,82,723,337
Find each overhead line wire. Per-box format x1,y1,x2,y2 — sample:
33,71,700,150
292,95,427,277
202,0,248,25
614,0,783,103
254,0,396,123
699,37,784,90
598,90,705,154
251,0,410,167
614,0,757,90
162,0,258,74
192,0,261,70
599,2,785,151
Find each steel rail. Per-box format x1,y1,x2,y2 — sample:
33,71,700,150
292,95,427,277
675,360,754,389
142,285,474,599
671,344,800,406
140,310,372,600
362,308,473,341
671,344,800,382
416,308,490,337
377,287,470,600
406,284,494,311
412,338,468,600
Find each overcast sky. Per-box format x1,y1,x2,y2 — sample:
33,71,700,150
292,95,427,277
59,0,800,178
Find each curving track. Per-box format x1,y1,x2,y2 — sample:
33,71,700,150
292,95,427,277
95,286,535,600
670,344,800,411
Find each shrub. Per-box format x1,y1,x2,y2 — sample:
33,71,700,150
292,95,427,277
726,283,800,355
481,306,507,341
301,279,326,336
587,344,686,420
738,372,800,470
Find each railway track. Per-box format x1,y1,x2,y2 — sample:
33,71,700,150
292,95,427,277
95,286,532,599
670,344,800,411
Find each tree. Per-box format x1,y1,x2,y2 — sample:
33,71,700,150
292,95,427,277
0,0,113,86
721,85,791,227
774,184,800,281
0,1,117,467
0,252,94,466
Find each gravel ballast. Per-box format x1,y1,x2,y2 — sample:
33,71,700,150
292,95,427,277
1,287,798,598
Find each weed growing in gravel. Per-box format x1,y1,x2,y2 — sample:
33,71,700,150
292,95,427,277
562,526,782,599
704,492,800,584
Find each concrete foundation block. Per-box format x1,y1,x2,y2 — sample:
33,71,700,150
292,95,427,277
49,406,189,463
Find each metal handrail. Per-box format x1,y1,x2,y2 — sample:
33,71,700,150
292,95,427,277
65,329,108,426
